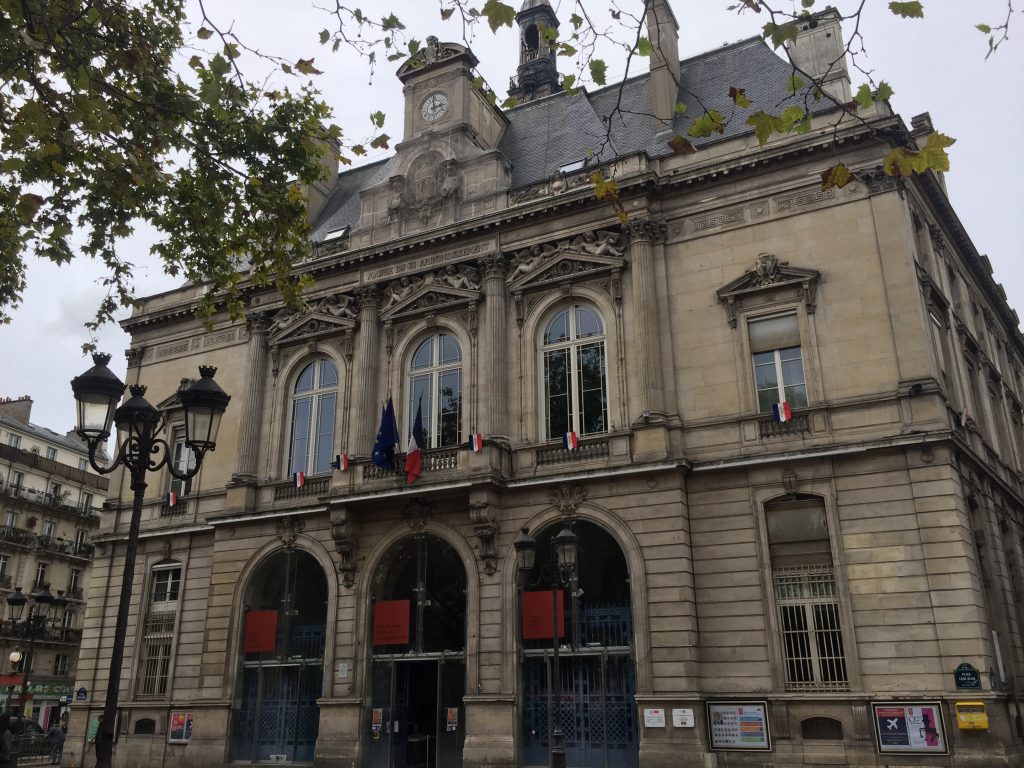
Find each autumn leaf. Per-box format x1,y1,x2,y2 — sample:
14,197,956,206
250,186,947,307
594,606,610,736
820,163,855,190
762,21,799,49
295,58,323,75
370,134,391,150
196,27,213,40
746,111,776,145
728,87,751,108
15,193,44,223
319,29,330,44
668,134,697,155
589,59,607,86
888,2,924,19
481,0,516,33
441,8,455,20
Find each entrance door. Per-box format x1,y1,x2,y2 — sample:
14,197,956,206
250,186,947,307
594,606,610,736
365,657,466,768
232,663,322,762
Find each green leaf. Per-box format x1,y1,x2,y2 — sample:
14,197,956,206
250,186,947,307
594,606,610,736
875,81,894,102
976,24,992,33
501,96,520,109
209,54,230,76
888,2,924,19
558,43,577,57
561,74,577,91
687,110,727,138
746,111,776,145
636,37,654,57
854,83,874,110
319,29,330,44
801,0,815,7
589,59,607,86
668,134,697,155
570,13,583,30
786,74,805,95
370,134,391,150
295,58,323,75
351,144,366,156
224,43,240,60
674,101,688,114
728,87,751,108
196,27,214,40
380,13,405,31
280,62,292,74
481,0,516,33
762,21,799,49
188,55,204,71
441,8,455,20
15,194,44,223
370,110,385,128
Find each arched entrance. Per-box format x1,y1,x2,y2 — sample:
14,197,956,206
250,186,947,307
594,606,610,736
520,521,638,768
230,548,328,763
366,533,467,768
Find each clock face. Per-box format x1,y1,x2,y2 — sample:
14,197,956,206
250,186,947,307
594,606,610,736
420,92,449,122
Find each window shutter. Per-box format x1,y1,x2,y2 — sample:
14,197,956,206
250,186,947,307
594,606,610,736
749,314,800,353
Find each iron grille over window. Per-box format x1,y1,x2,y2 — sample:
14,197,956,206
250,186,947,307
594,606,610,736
773,565,848,691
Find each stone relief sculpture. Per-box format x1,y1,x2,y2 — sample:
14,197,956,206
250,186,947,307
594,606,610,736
507,230,624,282
381,265,481,312
441,264,479,291
268,307,301,334
382,275,423,310
316,293,357,319
753,252,785,286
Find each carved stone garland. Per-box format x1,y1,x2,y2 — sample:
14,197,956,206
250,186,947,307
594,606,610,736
330,509,360,588
548,482,588,517
469,502,499,576
402,498,434,530
277,517,304,548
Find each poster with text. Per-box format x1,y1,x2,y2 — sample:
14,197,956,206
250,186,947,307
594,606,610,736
707,702,771,751
169,711,194,744
873,702,947,754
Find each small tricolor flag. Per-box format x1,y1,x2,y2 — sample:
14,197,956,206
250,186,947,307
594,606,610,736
772,402,792,423
165,491,177,508
467,433,483,452
563,431,579,450
404,400,424,485
331,453,349,471
292,471,305,488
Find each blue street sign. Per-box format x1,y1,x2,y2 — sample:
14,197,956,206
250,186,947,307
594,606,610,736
954,663,981,690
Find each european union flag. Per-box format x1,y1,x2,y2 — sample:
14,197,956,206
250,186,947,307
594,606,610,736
371,396,399,469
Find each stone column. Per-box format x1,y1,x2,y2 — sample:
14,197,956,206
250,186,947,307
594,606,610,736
627,218,666,420
480,254,508,439
351,287,381,455
232,312,269,483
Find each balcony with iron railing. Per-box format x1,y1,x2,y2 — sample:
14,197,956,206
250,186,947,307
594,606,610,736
0,617,83,646
0,479,103,522
0,526,95,561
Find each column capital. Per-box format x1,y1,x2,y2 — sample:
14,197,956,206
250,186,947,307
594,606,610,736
358,285,380,311
124,347,145,369
245,311,272,336
478,252,508,281
626,216,667,246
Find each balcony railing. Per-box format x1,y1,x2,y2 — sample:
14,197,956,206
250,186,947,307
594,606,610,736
0,526,95,560
66,587,84,600
758,412,812,439
0,574,11,588
0,480,102,521
273,475,330,502
536,439,610,466
362,447,461,481
0,619,83,645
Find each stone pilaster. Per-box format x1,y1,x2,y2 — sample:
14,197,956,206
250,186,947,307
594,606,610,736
480,253,508,439
232,312,269,483
352,287,381,454
627,217,666,420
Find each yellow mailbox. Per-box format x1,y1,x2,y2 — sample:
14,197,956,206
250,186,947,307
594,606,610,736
954,701,989,730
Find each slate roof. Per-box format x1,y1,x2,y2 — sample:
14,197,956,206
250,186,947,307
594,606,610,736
0,411,93,457
311,35,826,240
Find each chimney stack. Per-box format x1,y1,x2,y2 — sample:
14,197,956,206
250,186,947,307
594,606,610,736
786,7,851,103
0,396,32,425
647,0,680,137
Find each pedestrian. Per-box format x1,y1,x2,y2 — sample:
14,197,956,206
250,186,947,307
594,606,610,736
46,719,65,765
0,714,13,768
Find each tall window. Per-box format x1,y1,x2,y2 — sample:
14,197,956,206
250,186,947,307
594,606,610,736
929,308,957,403
766,496,848,691
289,358,338,476
45,446,57,460
68,568,81,595
35,562,47,589
408,333,462,448
11,471,23,490
74,528,88,553
80,492,94,513
0,555,8,581
169,427,195,498
542,304,608,439
78,458,88,471
137,564,181,700
7,434,20,448
41,520,55,540
53,654,70,676
750,314,807,413
2,511,15,530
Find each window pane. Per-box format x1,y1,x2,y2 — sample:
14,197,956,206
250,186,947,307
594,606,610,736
545,349,570,439
313,393,336,474
544,310,570,345
440,334,461,364
785,383,808,409
319,359,338,387
410,374,433,446
767,504,828,544
757,388,779,414
749,314,800,353
289,396,312,475
439,370,461,447
411,338,434,370
577,344,607,434
575,306,604,338
294,363,315,393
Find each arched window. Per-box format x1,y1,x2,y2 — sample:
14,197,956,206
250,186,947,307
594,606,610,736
408,333,462,448
288,358,338,476
542,304,608,440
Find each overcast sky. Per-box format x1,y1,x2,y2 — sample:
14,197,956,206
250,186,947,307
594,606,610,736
1,0,1021,433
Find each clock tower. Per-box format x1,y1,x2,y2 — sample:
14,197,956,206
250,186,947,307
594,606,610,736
351,37,511,243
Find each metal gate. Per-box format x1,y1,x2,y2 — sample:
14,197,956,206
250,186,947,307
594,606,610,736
522,651,637,768
231,661,322,762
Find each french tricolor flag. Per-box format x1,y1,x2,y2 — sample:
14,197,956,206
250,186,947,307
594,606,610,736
467,433,483,452
772,402,792,423
292,471,305,488
165,491,177,508
563,431,579,450
331,453,349,471
404,401,424,485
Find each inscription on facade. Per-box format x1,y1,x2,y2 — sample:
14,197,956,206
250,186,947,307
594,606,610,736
690,208,745,233
362,238,497,284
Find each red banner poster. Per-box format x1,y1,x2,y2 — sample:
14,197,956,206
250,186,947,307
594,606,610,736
373,599,411,645
243,610,279,653
521,590,565,640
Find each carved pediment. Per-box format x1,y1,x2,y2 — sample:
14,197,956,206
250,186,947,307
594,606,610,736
380,265,481,321
269,312,356,346
508,230,626,292
717,253,821,327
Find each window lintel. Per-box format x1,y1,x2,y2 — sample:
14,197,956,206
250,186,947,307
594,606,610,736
718,253,820,328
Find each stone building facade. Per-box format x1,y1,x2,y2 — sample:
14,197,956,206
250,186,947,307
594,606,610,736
0,396,105,728
69,2,1024,766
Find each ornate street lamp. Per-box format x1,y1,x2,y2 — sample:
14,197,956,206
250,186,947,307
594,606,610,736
6,584,60,767
71,354,230,768
515,525,578,768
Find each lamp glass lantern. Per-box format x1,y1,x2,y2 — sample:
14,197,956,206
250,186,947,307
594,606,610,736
8,650,23,668
552,526,578,574
179,366,230,452
514,528,538,573
71,353,126,440
6,587,27,621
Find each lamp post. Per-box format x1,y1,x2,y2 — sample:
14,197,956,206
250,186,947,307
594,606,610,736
6,583,65,767
71,354,230,768
515,525,578,768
